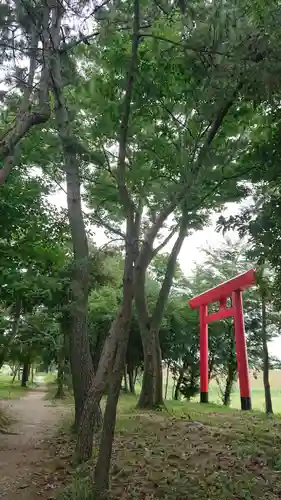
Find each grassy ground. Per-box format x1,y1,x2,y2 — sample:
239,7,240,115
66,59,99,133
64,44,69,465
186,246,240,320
0,374,28,400
56,394,281,500
163,369,281,413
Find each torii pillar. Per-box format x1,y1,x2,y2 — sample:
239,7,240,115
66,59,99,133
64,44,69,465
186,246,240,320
189,269,256,410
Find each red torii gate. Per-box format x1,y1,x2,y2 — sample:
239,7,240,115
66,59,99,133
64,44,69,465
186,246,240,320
189,269,256,410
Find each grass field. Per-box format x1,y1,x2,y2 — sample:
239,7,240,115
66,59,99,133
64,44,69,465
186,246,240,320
163,369,281,413
3,365,279,413
0,374,28,400
45,368,281,413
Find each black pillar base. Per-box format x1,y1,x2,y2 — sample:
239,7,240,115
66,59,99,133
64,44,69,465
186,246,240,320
200,392,208,403
241,396,252,410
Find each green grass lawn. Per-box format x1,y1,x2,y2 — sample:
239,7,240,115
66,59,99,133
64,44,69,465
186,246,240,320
162,369,281,413
0,374,28,400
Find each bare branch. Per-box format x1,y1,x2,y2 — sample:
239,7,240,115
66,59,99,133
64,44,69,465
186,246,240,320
152,224,179,258
196,82,243,164
59,30,100,53
90,213,125,239
150,217,187,331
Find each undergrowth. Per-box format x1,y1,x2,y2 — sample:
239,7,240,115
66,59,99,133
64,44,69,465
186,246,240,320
56,476,93,500
54,395,281,500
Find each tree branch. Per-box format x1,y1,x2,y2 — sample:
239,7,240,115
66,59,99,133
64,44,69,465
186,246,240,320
196,82,244,165
115,0,140,219
59,30,100,53
90,213,125,239
0,4,51,166
152,223,179,258
150,216,188,332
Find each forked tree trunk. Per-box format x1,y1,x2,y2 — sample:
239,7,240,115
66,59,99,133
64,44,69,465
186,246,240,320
75,0,140,466
50,4,101,429
261,294,273,414
136,216,188,409
93,217,136,496
75,291,135,462
75,213,137,462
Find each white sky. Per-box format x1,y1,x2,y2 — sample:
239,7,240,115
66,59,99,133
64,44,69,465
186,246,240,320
49,190,281,360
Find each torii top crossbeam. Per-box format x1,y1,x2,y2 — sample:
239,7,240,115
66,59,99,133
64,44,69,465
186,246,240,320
189,269,256,309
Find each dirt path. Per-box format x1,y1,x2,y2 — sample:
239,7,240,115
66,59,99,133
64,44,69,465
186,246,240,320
0,390,69,500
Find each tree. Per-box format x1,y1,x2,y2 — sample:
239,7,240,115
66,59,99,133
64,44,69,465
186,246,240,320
0,0,111,431
73,0,272,422
0,0,52,181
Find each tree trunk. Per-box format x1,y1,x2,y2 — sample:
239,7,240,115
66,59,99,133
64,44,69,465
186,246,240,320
133,367,138,385
165,362,170,399
94,341,127,499
12,365,19,383
208,354,215,380
171,376,176,399
75,0,141,462
174,365,185,400
55,324,67,399
135,213,188,409
50,7,100,430
75,289,134,462
128,365,135,394
223,332,236,406
123,364,129,392
0,299,21,370
261,294,273,414
21,360,29,387
138,337,154,407
223,366,236,406
55,348,65,399
137,330,160,408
